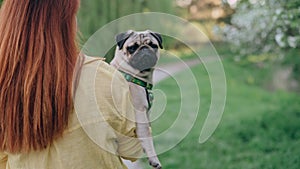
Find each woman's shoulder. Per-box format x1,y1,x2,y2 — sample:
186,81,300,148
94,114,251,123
83,55,126,85
83,55,106,67
80,55,127,93
83,55,115,74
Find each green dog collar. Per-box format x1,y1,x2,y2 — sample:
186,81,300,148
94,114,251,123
119,70,153,90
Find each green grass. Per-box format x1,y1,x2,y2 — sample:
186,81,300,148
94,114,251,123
140,54,300,168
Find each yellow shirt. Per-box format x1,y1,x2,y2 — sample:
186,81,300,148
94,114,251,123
0,56,143,169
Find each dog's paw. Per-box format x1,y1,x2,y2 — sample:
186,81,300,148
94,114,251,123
149,157,162,169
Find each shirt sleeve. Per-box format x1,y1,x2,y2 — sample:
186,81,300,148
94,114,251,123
0,152,7,169
111,77,144,161
95,61,143,161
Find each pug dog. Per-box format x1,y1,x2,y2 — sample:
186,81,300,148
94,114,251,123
110,30,163,169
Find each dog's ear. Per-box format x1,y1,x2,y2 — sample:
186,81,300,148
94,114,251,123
115,31,133,49
149,31,163,49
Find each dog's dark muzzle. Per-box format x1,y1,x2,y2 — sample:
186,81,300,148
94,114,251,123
129,47,157,71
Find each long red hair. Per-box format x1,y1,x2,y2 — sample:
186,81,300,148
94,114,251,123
0,0,80,153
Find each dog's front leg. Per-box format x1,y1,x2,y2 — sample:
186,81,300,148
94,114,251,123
135,112,161,169
129,84,162,169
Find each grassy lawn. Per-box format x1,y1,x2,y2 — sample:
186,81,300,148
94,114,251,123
140,50,300,168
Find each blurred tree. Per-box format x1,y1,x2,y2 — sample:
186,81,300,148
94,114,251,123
175,0,234,40
223,0,300,54
177,0,234,21
221,0,300,81
77,0,174,42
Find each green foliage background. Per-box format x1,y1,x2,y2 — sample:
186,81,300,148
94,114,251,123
77,0,175,42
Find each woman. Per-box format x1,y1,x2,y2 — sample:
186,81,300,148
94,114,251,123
0,0,142,168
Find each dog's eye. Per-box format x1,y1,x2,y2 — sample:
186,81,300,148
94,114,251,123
148,42,158,49
127,44,139,54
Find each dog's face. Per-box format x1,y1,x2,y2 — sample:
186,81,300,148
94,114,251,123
115,30,163,71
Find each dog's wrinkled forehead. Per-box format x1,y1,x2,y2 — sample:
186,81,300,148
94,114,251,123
116,30,163,50
126,31,156,46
